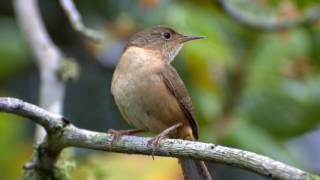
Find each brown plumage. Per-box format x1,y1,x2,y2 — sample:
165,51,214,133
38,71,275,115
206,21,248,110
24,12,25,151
111,26,211,180
160,64,198,140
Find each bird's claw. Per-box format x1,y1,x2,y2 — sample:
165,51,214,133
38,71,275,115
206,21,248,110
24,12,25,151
148,134,166,160
107,129,123,144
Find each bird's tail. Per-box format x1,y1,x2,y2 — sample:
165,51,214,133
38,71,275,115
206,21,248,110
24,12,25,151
179,159,212,180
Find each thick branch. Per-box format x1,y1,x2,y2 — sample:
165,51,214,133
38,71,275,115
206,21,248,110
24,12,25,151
14,0,70,178
0,98,63,130
59,0,104,42
1,97,319,180
219,0,320,30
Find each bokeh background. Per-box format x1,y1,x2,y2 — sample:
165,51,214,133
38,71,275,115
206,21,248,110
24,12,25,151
0,0,320,179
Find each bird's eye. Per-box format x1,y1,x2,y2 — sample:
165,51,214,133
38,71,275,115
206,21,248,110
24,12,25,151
162,32,171,40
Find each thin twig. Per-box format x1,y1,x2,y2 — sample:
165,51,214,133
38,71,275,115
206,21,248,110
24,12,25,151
59,0,104,42
219,0,320,30
0,97,319,180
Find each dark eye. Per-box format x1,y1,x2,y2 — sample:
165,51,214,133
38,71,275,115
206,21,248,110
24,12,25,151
162,32,171,40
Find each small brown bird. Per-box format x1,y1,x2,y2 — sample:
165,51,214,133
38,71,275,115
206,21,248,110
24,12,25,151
110,26,211,180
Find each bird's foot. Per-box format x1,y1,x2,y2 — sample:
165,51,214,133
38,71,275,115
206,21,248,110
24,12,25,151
147,123,183,159
148,133,167,160
107,129,144,144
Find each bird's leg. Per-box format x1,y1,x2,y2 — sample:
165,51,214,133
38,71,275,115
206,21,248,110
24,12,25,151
148,123,183,159
107,128,145,144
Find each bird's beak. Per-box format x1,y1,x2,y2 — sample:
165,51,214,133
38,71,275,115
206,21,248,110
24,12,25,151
180,35,206,43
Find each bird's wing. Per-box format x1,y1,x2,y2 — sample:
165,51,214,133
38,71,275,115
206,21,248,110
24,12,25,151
160,64,199,139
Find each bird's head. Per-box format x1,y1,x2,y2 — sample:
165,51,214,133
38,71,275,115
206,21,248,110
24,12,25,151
126,26,205,63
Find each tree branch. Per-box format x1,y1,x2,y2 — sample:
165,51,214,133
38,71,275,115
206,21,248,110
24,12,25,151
59,0,104,42
218,0,320,30
1,97,318,180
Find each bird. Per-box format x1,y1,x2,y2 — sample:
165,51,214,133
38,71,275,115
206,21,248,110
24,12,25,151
110,25,211,180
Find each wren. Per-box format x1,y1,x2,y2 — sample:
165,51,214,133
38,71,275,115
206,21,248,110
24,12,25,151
111,26,210,180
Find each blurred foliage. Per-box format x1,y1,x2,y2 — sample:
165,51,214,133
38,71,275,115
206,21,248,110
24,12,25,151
0,0,320,179
0,17,29,81
71,153,182,180
0,113,31,180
